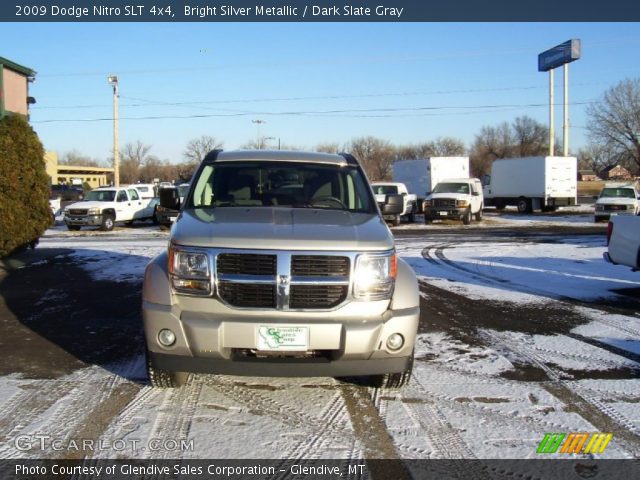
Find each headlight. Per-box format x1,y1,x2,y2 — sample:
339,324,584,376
354,252,397,300
168,245,211,295
87,207,101,215
456,200,469,208
423,200,432,207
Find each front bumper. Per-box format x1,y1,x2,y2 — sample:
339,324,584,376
424,206,466,220
143,300,419,377
64,214,102,226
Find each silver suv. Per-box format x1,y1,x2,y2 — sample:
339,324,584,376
143,150,419,388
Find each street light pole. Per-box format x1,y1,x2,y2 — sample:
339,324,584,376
108,75,120,187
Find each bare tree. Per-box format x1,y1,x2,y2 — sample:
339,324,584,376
184,135,223,163
347,136,395,181
577,144,618,174
396,137,466,160
469,116,551,177
315,142,341,154
59,150,103,167
119,141,153,184
512,116,548,157
587,78,640,174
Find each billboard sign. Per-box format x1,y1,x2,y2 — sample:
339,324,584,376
538,39,581,72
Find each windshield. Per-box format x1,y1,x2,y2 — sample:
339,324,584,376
85,190,116,202
433,182,469,194
599,188,635,199
372,185,398,195
189,161,375,213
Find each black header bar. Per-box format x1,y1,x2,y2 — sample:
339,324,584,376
3,0,640,22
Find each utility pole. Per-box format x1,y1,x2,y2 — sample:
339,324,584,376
549,69,555,156
252,119,265,149
108,75,120,187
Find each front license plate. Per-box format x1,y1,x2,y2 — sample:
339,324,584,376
438,211,448,216
257,326,309,351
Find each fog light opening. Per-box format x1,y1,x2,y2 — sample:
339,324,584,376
386,333,404,351
158,329,176,347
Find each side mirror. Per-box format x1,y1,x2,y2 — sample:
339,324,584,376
160,188,181,210
381,194,404,215
593,196,599,200
472,191,480,196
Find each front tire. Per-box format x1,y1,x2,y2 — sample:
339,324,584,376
392,215,401,227
370,354,414,389
462,208,472,225
100,213,115,231
146,352,184,388
475,206,483,221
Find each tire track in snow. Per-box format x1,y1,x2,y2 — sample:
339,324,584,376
482,330,640,456
208,377,358,460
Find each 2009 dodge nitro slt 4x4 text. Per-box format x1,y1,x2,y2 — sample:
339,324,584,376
143,150,420,388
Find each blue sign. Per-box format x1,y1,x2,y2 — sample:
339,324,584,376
538,39,581,72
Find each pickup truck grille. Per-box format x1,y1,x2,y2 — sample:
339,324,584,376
432,199,456,208
68,209,88,215
603,204,630,211
215,252,351,310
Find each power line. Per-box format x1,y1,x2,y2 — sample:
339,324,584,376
31,100,595,124
32,83,604,111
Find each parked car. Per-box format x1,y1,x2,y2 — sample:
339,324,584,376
371,182,417,224
594,183,640,223
423,178,484,225
604,215,640,271
154,183,190,226
143,150,420,389
64,186,156,231
50,184,84,202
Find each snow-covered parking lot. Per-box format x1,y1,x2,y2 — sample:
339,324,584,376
0,209,639,468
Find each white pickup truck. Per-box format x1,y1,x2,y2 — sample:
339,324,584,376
371,182,418,225
604,215,640,271
64,186,155,231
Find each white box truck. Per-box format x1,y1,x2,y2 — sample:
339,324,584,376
393,157,470,197
481,156,577,213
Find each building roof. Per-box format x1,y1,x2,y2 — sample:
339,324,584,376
0,56,36,77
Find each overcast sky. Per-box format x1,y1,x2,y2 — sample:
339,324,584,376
3,22,639,162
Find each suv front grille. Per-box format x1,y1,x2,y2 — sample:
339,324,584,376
291,255,350,277
218,282,276,308
217,253,276,275
214,252,351,310
290,285,348,309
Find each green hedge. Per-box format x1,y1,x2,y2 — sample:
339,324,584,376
0,115,51,257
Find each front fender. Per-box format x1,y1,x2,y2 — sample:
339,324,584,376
390,258,419,310
143,251,172,305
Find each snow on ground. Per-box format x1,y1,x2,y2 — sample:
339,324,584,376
398,235,640,304
1,218,634,460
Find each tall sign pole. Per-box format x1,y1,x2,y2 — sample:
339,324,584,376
563,63,569,156
538,39,581,157
549,69,555,156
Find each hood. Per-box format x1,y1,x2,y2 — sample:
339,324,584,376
427,192,470,201
171,207,394,251
65,200,104,210
596,197,636,206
